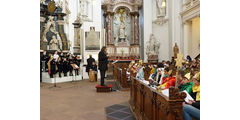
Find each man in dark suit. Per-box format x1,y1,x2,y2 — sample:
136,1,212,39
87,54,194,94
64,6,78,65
98,46,108,86
86,54,95,75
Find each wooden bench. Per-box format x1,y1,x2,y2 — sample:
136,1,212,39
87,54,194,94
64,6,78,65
112,63,130,90
129,75,186,120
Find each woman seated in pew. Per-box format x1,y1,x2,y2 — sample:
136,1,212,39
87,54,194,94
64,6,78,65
182,76,200,120
178,73,193,94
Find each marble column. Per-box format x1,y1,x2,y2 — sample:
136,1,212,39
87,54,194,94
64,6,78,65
134,13,139,45
106,12,114,45
72,20,82,55
131,12,140,45
183,22,191,58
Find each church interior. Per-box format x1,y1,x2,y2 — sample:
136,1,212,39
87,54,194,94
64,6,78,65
40,0,200,120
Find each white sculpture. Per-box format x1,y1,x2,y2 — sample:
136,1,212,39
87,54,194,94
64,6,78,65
65,0,71,24
45,16,57,33
146,34,160,56
42,16,56,43
119,22,126,39
40,0,45,4
50,36,59,50
79,0,87,17
57,0,63,9
156,0,166,17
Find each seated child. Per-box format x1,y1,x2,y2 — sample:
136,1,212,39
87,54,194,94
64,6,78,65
182,75,200,120
178,73,193,94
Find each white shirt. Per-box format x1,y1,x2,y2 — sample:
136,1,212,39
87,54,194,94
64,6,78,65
53,54,59,62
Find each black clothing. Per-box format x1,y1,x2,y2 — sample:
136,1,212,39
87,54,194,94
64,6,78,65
57,60,63,77
157,74,162,83
90,65,98,72
68,58,74,76
74,59,81,75
41,54,49,71
98,51,108,86
86,57,95,72
98,51,108,71
60,54,64,60
190,90,200,109
50,60,56,78
100,70,106,86
63,60,69,76
192,101,200,110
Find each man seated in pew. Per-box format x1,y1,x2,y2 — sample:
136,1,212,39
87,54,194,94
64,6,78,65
182,75,200,120
178,72,193,94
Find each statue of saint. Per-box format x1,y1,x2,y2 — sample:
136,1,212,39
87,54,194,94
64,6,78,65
119,22,126,42
57,0,63,9
45,16,57,33
156,0,166,17
79,0,87,17
40,0,45,4
173,43,179,58
146,34,158,56
50,36,59,50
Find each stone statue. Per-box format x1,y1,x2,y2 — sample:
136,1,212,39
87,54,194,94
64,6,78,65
174,43,179,58
119,22,126,42
42,16,56,44
79,0,87,17
65,0,71,24
45,16,57,33
50,36,59,50
40,0,45,4
146,34,159,56
156,0,166,17
57,0,63,9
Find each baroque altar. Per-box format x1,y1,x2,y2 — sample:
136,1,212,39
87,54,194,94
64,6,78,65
102,0,142,60
40,0,70,53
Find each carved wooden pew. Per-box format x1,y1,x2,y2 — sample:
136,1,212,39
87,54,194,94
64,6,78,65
112,63,130,90
130,75,186,120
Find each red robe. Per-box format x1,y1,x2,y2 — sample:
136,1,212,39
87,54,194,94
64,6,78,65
165,77,182,89
162,76,169,84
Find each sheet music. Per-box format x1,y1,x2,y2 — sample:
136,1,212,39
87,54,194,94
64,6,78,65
161,89,169,97
182,90,194,103
74,64,79,69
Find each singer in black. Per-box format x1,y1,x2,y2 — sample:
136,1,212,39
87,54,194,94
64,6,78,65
98,46,108,86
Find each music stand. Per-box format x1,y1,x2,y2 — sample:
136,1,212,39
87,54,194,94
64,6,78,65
71,64,79,83
49,74,61,88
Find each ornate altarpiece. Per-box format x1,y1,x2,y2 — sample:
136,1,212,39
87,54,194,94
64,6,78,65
40,0,70,53
102,0,142,60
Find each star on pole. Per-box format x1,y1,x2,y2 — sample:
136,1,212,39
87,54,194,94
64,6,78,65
175,53,183,68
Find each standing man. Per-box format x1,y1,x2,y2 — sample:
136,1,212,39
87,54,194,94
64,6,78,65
86,54,95,75
98,46,108,86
